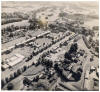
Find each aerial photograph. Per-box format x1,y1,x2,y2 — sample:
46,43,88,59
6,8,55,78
1,1,99,91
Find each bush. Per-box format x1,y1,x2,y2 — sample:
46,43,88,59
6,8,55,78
54,63,58,70
64,52,72,60
69,43,78,54
17,69,22,75
23,77,31,86
1,67,5,71
5,77,9,83
14,72,18,78
23,66,27,71
2,18,22,25
9,74,14,81
74,71,82,81
42,60,53,68
95,46,99,53
64,59,71,64
36,82,49,90
1,79,5,88
33,75,39,82
7,83,14,90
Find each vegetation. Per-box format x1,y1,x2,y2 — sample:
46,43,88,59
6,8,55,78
5,77,9,83
64,52,72,60
14,72,18,78
7,83,14,90
23,66,27,71
23,77,32,86
95,46,99,53
41,59,53,69
1,79,5,88
2,12,29,25
17,69,22,75
9,74,14,80
2,18,22,25
69,43,78,54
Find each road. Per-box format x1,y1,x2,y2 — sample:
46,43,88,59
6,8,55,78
81,54,91,90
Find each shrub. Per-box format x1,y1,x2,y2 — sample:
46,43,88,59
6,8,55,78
1,79,5,88
7,83,14,90
64,52,72,60
14,72,18,78
69,43,78,54
17,69,22,75
9,74,14,81
23,66,27,71
5,77,9,83
23,77,31,86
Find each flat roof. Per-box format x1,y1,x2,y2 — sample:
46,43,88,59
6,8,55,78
6,53,25,67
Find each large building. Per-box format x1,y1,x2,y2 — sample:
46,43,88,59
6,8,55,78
2,53,25,69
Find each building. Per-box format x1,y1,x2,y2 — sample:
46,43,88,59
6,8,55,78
2,53,25,69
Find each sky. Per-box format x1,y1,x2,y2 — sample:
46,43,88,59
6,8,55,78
1,1,99,13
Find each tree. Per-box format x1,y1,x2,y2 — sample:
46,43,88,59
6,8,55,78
69,43,78,54
36,82,49,90
89,36,93,43
5,77,9,83
14,72,17,78
42,59,53,68
74,71,82,81
23,66,27,71
64,52,72,60
73,58,78,63
17,69,21,75
1,79,5,88
59,12,66,18
9,74,14,80
95,46,99,53
46,60,53,68
64,58,71,64
1,66,5,71
7,83,14,90
33,75,39,82
72,66,82,81
9,33,13,37
28,16,38,30
54,63,59,70
23,77,31,86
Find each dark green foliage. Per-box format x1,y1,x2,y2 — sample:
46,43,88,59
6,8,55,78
64,52,72,60
5,77,9,83
23,77,31,86
7,83,14,90
1,79,5,88
69,43,78,54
